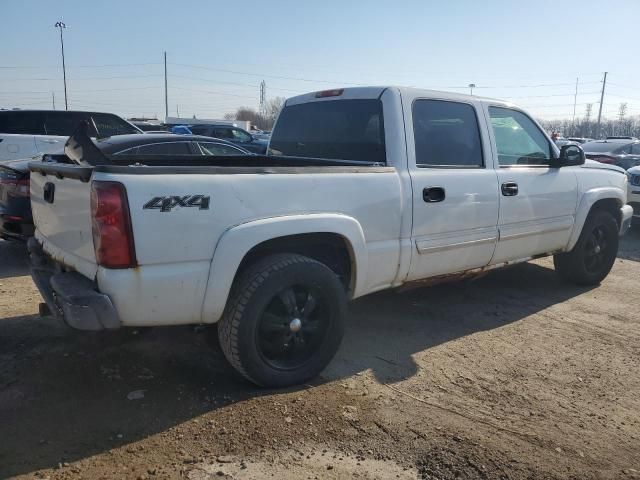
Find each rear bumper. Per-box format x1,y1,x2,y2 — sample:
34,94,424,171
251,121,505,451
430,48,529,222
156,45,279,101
28,237,121,330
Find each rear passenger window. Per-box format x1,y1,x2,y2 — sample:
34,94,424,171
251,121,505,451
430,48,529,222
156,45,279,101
412,100,483,167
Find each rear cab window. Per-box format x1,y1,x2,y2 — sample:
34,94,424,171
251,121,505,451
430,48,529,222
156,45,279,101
412,99,484,167
269,99,386,163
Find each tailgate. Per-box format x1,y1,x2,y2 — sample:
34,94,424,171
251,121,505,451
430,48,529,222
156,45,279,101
29,163,97,279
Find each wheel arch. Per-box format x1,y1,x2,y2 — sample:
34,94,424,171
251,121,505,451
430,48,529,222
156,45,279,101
566,188,624,251
200,214,368,323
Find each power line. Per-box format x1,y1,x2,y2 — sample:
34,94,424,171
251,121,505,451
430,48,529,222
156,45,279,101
170,62,366,86
0,62,162,69
504,91,601,99
170,85,257,99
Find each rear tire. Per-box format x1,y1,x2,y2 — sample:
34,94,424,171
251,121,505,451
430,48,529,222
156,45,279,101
218,253,347,387
554,209,618,285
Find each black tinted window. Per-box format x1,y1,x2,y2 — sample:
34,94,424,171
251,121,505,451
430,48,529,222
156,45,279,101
412,100,483,167
44,112,87,136
213,128,234,139
0,111,46,135
136,142,192,155
269,99,385,163
91,113,139,137
190,125,212,136
615,144,632,154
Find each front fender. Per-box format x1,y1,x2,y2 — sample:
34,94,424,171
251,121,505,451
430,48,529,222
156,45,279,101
566,187,625,251
200,213,368,323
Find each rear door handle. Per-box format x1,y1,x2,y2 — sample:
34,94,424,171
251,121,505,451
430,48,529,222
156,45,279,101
501,182,518,196
423,187,445,203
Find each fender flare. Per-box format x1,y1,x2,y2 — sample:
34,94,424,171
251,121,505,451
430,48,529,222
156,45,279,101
200,213,368,323
566,187,624,251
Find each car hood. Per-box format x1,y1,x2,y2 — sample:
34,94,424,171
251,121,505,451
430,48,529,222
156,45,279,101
627,165,640,175
581,159,625,174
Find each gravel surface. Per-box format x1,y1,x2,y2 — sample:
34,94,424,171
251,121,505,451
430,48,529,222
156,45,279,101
1,229,639,479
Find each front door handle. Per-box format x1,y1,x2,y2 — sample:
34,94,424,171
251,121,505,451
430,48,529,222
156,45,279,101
423,187,445,203
501,182,518,196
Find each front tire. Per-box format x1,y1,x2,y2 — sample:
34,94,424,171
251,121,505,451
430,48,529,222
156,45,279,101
218,253,347,387
554,209,619,285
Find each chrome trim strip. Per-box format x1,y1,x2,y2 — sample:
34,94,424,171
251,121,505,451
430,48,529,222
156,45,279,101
416,235,497,254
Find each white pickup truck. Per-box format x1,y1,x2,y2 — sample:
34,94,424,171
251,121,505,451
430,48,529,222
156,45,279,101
28,87,632,387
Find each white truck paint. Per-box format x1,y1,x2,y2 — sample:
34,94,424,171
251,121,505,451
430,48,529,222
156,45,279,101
28,86,633,386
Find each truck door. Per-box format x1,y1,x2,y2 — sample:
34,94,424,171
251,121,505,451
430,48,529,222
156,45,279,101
406,97,500,281
485,106,578,264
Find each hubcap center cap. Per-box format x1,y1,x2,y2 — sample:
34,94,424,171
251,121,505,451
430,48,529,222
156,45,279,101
289,318,302,333
594,245,601,254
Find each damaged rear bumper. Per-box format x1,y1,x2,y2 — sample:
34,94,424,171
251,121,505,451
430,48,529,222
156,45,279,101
28,237,121,330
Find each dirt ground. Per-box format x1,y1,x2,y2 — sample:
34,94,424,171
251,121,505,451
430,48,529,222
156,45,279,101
1,230,639,480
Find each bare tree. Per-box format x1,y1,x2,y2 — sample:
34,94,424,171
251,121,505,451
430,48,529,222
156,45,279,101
224,97,286,131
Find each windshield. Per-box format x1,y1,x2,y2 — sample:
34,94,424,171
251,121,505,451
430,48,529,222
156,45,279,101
268,99,386,163
582,141,627,153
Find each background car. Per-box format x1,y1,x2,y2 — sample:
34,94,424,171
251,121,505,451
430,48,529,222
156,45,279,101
0,110,142,161
0,134,250,241
129,120,169,132
96,133,252,156
581,139,640,170
0,158,32,240
627,165,640,221
188,124,268,153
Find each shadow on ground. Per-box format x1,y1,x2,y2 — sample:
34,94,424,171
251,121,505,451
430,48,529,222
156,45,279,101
618,224,640,262
0,240,594,478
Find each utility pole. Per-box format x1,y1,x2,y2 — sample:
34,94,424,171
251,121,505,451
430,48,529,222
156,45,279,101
54,21,68,110
596,71,608,138
164,51,168,120
468,83,476,95
52,91,56,110
176,105,179,117
571,77,578,134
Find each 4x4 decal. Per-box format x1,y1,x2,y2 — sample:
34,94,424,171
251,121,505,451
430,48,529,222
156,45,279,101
143,195,210,212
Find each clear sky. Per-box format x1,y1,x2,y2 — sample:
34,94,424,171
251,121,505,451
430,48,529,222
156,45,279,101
2,0,639,121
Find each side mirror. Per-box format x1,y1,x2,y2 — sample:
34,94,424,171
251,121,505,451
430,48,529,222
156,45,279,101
554,144,585,167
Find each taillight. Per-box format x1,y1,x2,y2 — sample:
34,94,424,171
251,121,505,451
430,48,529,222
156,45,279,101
315,89,344,98
90,181,136,269
0,169,30,197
